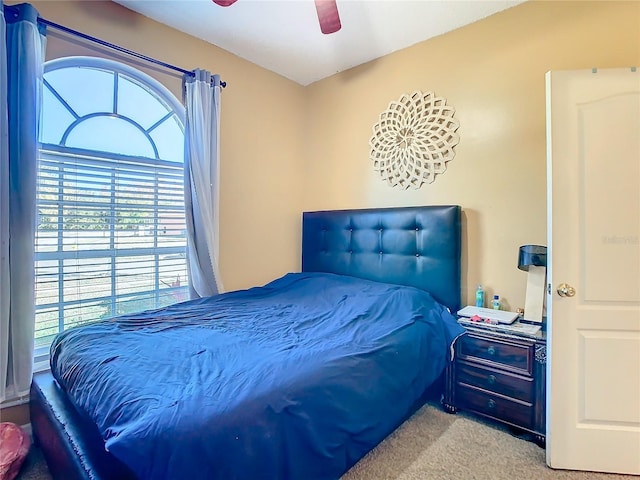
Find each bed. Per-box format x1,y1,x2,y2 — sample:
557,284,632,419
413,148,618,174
30,205,463,480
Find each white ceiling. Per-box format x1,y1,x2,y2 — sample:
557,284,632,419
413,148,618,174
113,0,524,86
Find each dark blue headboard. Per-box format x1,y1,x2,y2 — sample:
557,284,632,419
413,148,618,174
302,205,462,314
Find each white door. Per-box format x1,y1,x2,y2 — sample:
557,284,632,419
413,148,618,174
546,67,640,475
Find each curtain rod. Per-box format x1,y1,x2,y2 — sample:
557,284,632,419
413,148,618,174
37,17,227,88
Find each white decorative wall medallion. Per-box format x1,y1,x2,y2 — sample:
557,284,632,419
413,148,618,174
369,91,460,189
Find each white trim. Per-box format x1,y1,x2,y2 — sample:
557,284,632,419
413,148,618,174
33,359,51,374
0,394,29,408
20,423,33,443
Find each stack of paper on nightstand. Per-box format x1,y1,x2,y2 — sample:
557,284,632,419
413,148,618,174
457,317,542,336
457,306,520,324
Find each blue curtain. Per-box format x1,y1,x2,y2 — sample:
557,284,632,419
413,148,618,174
0,1,46,403
183,70,223,298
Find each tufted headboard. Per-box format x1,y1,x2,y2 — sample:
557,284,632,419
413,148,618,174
302,205,462,314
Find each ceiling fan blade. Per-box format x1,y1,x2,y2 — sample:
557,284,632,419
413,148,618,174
212,0,238,6
314,0,341,34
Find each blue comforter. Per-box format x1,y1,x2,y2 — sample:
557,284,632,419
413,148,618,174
50,272,463,480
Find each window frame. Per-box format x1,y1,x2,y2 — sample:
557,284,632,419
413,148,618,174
34,56,187,370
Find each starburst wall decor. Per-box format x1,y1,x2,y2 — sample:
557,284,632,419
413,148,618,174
369,91,460,189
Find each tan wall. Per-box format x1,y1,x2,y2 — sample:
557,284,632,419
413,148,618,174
22,0,307,293
305,0,640,309
16,0,638,309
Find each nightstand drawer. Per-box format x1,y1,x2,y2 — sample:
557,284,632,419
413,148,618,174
457,334,533,375
456,384,534,430
456,361,534,402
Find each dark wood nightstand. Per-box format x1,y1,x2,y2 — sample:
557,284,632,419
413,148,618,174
442,323,546,447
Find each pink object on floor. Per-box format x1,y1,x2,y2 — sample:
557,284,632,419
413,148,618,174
0,422,30,480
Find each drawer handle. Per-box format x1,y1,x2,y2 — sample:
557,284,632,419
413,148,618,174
487,374,496,385
487,399,497,410
487,346,496,356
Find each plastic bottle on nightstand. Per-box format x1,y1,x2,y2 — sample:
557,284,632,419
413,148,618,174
492,295,501,310
475,285,484,308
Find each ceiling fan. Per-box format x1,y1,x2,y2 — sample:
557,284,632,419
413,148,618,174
212,0,342,34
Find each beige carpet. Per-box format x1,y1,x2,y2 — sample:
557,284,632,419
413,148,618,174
18,403,633,480
343,404,633,480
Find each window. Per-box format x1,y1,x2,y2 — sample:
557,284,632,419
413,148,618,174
35,57,189,352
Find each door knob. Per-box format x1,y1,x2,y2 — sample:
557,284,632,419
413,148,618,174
557,283,576,297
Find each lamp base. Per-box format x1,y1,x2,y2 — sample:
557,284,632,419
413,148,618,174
523,266,546,324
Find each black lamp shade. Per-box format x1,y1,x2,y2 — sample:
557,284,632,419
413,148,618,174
518,245,547,271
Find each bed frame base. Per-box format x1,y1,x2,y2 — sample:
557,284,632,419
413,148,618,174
31,371,445,480
30,372,135,480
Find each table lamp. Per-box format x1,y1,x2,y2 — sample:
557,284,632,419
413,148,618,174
518,245,547,324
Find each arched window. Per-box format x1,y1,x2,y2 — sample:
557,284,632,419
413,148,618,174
35,56,189,349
